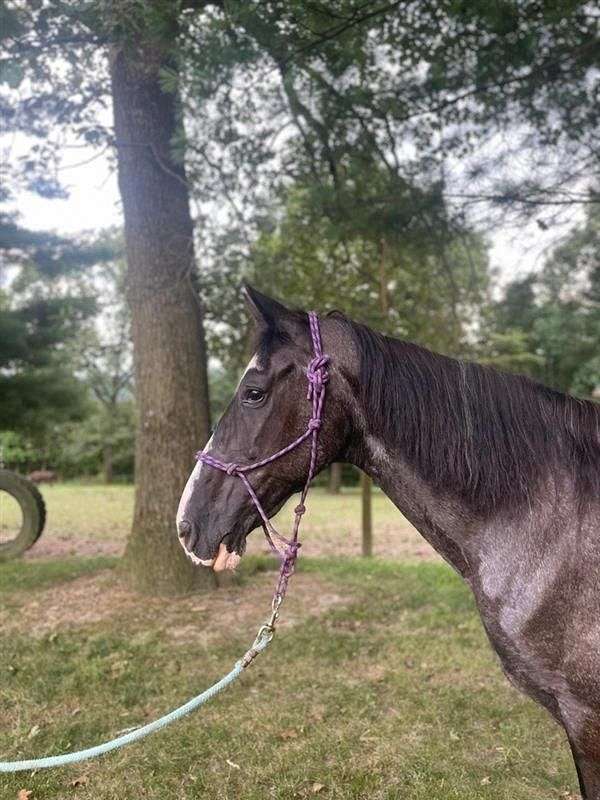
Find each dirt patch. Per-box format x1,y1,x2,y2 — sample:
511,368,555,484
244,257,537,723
24,536,123,560
1,569,349,642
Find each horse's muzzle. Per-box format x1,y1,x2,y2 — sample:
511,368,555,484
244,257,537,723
177,519,242,571
176,458,250,570
176,519,215,567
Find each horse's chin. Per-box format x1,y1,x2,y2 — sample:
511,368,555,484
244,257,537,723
196,532,246,571
180,522,252,571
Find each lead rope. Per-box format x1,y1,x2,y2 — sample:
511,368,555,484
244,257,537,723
0,312,329,773
0,577,273,773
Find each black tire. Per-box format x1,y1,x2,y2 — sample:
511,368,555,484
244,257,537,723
0,470,46,560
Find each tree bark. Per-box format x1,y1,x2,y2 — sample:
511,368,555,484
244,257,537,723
361,471,373,557
328,462,342,494
110,33,214,595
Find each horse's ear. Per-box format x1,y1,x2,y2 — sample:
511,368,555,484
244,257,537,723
243,284,291,329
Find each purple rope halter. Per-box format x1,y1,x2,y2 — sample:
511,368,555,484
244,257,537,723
197,312,329,604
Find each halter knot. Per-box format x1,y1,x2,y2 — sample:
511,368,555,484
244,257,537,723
306,354,330,400
282,541,301,562
294,503,306,516
225,462,239,476
308,418,322,431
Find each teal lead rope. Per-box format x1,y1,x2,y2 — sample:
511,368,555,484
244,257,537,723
0,617,275,773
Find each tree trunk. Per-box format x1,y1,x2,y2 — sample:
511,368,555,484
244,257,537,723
328,462,342,494
361,471,373,557
103,443,114,485
110,33,214,595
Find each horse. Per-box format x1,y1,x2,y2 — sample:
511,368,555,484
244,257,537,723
177,286,600,798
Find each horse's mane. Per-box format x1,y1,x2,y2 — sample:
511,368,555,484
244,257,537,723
332,313,600,516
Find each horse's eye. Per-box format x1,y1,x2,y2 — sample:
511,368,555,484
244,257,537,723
242,387,266,405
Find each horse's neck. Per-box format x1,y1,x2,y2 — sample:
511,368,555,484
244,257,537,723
348,433,478,579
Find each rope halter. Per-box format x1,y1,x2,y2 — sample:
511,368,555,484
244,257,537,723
196,311,329,603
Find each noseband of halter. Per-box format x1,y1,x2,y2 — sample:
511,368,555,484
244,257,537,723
197,312,329,599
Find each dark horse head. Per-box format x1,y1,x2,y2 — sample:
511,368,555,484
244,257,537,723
176,287,354,571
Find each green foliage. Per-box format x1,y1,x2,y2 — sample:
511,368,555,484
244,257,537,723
482,204,600,395
0,224,134,481
182,0,599,240
0,366,89,438
0,217,119,442
477,329,545,374
180,1,597,374
55,232,136,481
208,362,239,421
0,214,114,277
0,400,135,480
0,2,110,197
0,430,32,469
0,266,93,436
55,400,136,481
205,179,490,370
3,2,597,223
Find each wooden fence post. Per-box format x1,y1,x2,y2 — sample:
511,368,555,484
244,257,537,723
361,471,372,557
328,462,342,494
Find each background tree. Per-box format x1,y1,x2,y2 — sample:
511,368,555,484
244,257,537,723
482,203,600,395
0,213,110,441
2,1,214,593
53,401,136,482
68,237,134,484
109,3,213,593
183,0,599,273
204,180,490,373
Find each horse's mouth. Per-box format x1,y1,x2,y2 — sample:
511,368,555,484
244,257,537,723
184,531,245,572
208,541,242,572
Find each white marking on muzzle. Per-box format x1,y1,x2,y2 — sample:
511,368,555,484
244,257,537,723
177,435,215,566
177,354,261,569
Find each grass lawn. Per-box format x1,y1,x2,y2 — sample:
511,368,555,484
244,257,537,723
1,483,434,561
0,555,579,799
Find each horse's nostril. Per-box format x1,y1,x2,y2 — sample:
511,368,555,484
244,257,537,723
177,519,199,554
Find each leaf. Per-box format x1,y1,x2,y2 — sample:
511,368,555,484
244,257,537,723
480,776,491,785
17,791,33,800
70,775,88,787
312,783,326,794
225,759,240,770
279,728,298,740
27,725,40,739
